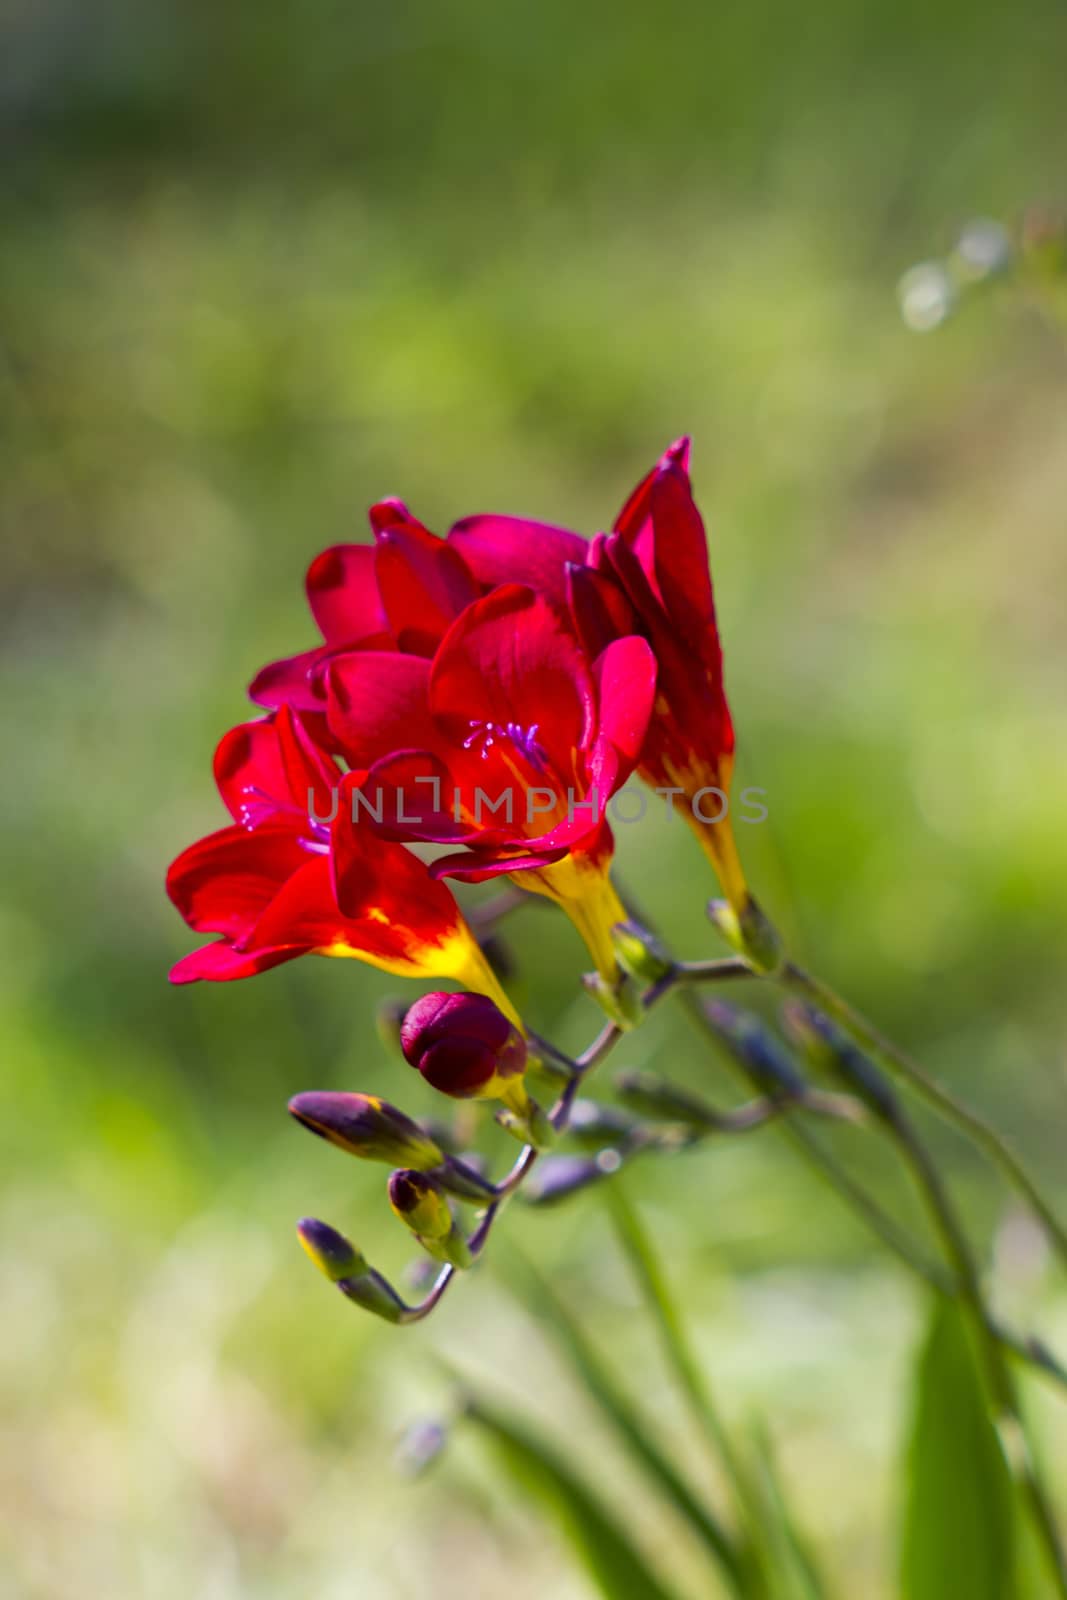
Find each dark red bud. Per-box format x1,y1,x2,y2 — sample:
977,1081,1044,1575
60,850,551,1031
400,992,527,1100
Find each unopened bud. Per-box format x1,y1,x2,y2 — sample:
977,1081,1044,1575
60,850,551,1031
706,895,783,975
297,1217,368,1282
614,1070,718,1128
582,969,643,1028
568,1098,639,1148
610,920,674,984
401,991,527,1100
780,1000,899,1122
289,1091,444,1169
523,1150,624,1206
388,1170,473,1269
701,1000,805,1097
495,1094,556,1150
296,1218,407,1323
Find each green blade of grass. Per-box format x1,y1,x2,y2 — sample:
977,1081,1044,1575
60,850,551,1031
498,1246,748,1594
458,1386,688,1600
748,1420,834,1600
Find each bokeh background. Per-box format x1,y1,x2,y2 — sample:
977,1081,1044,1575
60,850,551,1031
3,2,1067,1595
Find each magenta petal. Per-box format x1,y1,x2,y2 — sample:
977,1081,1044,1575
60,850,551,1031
447,515,587,602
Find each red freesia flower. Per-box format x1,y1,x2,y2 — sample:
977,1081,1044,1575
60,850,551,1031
449,439,748,909
325,584,656,978
166,704,516,1017
248,499,478,714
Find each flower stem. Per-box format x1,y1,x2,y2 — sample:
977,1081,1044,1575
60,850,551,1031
606,1183,777,1598
671,985,1067,1396
780,962,1067,1267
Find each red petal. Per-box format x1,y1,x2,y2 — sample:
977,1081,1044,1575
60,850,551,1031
331,816,462,931
368,498,427,537
648,464,717,656
166,819,309,937
353,752,469,843
428,844,569,883
214,719,291,825
326,652,438,769
567,558,634,658
255,838,464,973
430,584,594,767
306,544,385,643
374,517,480,656
590,636,657,784
447,514,587,602
248,646,330,712
612,437,692,557
169,941,298,984
275,705,340,821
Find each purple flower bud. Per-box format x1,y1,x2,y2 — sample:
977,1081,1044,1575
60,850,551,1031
297,1217,367,1282
388,1169,472,1269
523,1151,623,1206
288,1091,443,1169
400,992,527,1100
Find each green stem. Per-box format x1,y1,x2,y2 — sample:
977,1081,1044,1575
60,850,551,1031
607,1183,778,1598
674,987,1067,1395
780,962,1067,1267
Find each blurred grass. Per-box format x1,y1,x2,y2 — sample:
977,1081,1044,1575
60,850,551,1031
2,1,1067,1595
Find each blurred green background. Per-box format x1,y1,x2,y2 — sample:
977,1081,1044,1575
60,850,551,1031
2,1,1066,1594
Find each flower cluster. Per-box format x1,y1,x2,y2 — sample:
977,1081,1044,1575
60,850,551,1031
168,439,745,992
167,441,754,1286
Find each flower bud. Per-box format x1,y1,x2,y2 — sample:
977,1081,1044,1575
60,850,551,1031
706,895,783,975
401,991,527,1100
568,1098,639,1148
297,1217,368,1282
780,1000,899,1123
388,1170,473,1269
296,1217,408,1322
289,1091,444,1169
701,1000,805,1098
523,1150,624,1206
613,1070,718,1128
581,969,643,1028
494,1097,556,1150
610,920,674,985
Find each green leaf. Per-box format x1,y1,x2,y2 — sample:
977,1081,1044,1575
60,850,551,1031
460,1387,686,1600
900,1298,1015,1600
499,1247,747,1593
748,1421,834,1600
